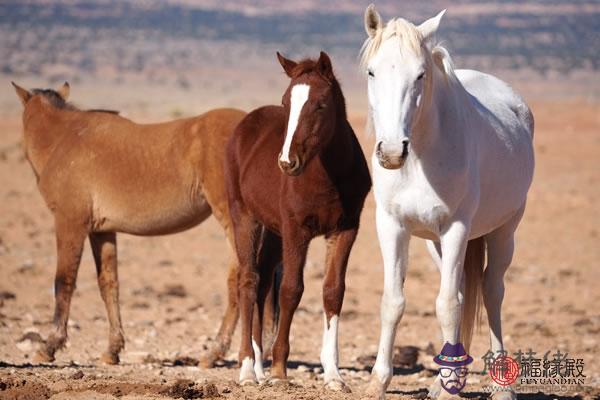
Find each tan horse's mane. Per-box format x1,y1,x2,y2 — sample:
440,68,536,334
31,88,119,115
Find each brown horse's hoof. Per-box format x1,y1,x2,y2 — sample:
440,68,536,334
32,349,55,364
266,377,290,387
100,352,120,365
199,348,222,369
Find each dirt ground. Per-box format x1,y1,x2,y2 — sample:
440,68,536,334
0,100,598,399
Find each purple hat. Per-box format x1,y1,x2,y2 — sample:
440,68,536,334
433,342,473,367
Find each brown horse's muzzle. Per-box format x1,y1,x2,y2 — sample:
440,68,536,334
278,153,303,176
376,140,409,170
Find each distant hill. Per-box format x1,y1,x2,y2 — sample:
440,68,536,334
1,1,598,114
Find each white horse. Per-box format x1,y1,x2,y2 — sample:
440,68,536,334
360,5,534,400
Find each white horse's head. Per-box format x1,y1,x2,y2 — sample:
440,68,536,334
361,5,445,169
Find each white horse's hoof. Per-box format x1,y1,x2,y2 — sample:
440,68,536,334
490,390,516,400
362,375,386,400
239,378,258,386
437,391,461,400
325,379,351,393
428,377,442,399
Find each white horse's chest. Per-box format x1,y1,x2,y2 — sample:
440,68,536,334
374,162,452,239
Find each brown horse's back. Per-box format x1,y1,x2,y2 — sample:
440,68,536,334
37,107,245,235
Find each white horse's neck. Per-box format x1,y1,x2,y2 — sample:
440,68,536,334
410,60,471,158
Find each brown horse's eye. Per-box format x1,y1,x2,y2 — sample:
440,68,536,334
317,102,326,111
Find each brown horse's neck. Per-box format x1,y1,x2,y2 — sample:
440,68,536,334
22,98,78,176
319,83,354,179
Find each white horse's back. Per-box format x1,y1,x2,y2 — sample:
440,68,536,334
456,69,534,139
455,69,535,236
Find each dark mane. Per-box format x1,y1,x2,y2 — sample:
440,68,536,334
31,88,119,114
31,88,76,110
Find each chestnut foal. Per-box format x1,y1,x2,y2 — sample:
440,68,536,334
11,82,277,367
225,52,371,390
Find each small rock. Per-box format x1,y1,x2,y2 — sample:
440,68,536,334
160,284,187,298
173,356,199,367
71,370,84,379
0,291,16,300
204,382,219,397
392,345,419,368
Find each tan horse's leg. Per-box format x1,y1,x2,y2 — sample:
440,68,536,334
200,254,239,368
89,232,125,365
34,214,87,363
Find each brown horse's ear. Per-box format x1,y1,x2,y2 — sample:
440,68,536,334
277,52,298,78
57,81,70,100
364,4,382,38
11,82,31,106
316,51,334,81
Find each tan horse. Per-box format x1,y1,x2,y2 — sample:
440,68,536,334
11,82,263,366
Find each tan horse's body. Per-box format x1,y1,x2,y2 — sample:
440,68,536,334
13,82,250,366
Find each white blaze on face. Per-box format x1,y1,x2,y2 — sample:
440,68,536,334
280,84,310,163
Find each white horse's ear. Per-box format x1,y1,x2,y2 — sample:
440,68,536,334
417,9,446,42
57,81,70,100
364,4,382,38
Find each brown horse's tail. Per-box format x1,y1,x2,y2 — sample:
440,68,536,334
460,236,485,352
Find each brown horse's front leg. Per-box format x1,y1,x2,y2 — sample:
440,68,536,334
271,224,310,381
231,212,262,385
320,228,358,392
89,232,124,365
34,215,86,363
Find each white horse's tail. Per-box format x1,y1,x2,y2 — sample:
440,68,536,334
460,236,485,352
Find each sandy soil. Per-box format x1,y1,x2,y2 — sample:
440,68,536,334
0,101,599,399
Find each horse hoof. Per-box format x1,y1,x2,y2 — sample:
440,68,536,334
325,379,351,393
239,378,258,387
32,350,55,364
490,390,516,400
267,377,290,387
100,352,120,365
363,375,386,400
428,377,441,399
436,390,461,400
199,346,223,368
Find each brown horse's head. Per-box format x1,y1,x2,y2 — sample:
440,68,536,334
12,81,71,108
276,51,343,176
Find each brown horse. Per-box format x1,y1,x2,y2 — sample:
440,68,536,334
11,82,275,367
225,52,372,390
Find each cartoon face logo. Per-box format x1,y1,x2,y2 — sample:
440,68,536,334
439,366,469,394
433,342,473,395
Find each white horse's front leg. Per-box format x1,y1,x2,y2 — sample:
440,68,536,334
433,221,470,399
437,221,469,346
365,207,410,400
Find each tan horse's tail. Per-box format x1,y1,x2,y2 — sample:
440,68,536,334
460,236,485,352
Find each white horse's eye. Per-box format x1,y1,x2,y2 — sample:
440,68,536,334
417,72,425,81
368,69,375,78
